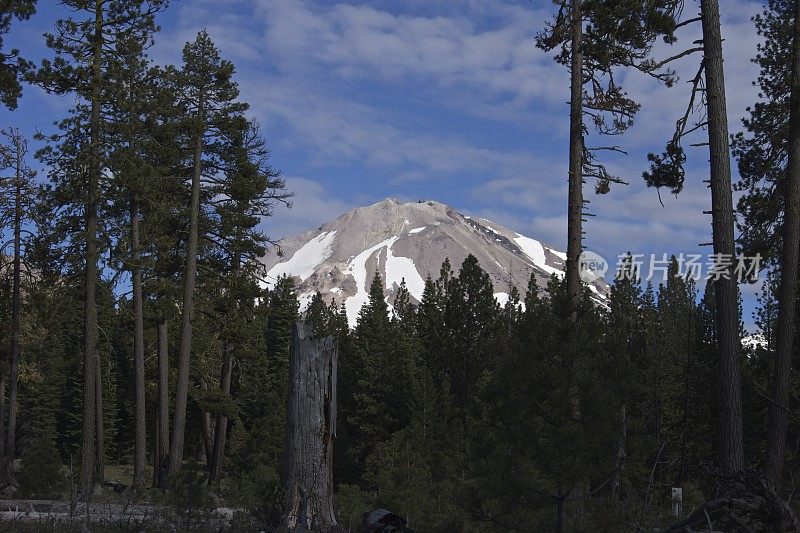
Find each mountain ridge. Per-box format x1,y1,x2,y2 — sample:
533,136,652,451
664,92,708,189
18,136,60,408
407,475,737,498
259,198,608,325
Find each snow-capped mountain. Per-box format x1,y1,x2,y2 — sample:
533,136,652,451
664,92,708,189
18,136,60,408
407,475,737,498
259,198,608,325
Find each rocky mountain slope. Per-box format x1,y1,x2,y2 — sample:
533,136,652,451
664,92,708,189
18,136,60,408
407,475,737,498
259,198,608,325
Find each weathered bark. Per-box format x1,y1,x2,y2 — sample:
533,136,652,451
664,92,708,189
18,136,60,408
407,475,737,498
210,344,233,480
562,5,585,521
566,0,585,315
200,407,213,465
80,0,103,497
767,0,800,487
168,106,204,478
272,323,338,533
700,0,744,472
155,320,169,489
6,132,22,465
130,194,147,492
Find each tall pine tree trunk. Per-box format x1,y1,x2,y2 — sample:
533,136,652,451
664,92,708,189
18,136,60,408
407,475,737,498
80,0,103,496
700,0,744,472
210,343,232,479
566,0,584,314
767,0,800,488
272,323,338,532
131,194,146,491
6,138,22,465
559,5,585,528
155,319,170,489
168,118,204,478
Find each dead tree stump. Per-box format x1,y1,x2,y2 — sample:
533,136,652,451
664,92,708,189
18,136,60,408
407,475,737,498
272,322,339,532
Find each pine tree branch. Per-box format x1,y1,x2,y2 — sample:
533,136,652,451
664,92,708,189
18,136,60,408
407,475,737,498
653,47,704,69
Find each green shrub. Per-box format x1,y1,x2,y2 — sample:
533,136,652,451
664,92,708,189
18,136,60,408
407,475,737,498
18,429,64,499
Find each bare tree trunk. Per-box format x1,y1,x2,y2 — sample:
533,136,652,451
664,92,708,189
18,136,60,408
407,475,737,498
272,323,338,532
130,194,147,492
6,132,22,467
701,0,744,472
767,0,800,488
155,319,169,489
200,407,213,466
210,344,233,480
80,0,103,497
168,110,204,478
566,0,585,315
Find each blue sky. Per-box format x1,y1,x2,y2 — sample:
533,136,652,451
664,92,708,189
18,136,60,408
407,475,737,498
1,0,768,327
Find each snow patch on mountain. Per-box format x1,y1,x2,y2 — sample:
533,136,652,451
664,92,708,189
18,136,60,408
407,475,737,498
266,230,337,286
514,234,564,279
344,236,399,322
385,245,426,301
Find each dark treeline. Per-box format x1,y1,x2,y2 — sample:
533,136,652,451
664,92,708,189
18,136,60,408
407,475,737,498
1,0,800,531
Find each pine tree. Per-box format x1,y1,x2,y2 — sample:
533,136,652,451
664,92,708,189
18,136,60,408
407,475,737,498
136,69,186,489
416,275,445,375
18,429,63,499
391,278,415,325
644,0,745,472
0,0,35,109
0,128,36,469
304,292,334,337
105,17,165,494
347,272,396,474
441,254,501,417
365,362,463,532
537,0,680,311
206,116,287,480
730,0,800,486
167,30,248,479
32,0,168,495
237,276,298,430
603,255,645,502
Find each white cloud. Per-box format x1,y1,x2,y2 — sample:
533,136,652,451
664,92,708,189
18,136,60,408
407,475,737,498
254,0,568,124
262,177,353,240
